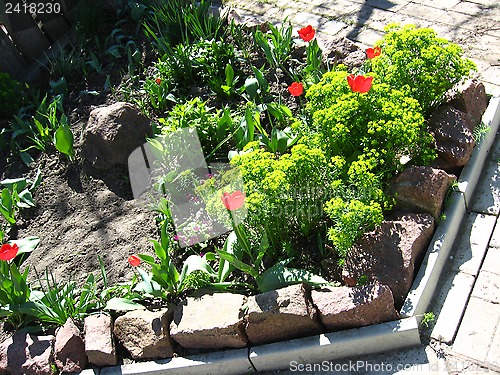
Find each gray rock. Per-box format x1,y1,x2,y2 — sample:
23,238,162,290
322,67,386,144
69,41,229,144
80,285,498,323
226,8,270,32
84,314,117,366
170,293,248,349
319,36,361,64
429,106,476,170
54,318,87,373
311,284,399,331
245,284,323,345
80,102,152,169
343,50,367,71
0,331,55,375
342,214,435,308
388,166,456,220
114,308,176,360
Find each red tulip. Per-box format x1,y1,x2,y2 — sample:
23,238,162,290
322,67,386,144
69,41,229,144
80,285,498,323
0,243,18,261
288,82,304,97
221,191,245,211
155,78,162,85
128,255,141,267
347,74,373,93
366,46,381,59
298,25,315,42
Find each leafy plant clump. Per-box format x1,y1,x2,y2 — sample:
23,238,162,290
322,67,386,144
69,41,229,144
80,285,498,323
306,69,437,178
371,23,476,114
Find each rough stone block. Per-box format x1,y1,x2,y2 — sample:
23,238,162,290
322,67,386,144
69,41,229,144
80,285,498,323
429,106,476,170
114,308,176,360
54,318,88,373
170,293,248,349
245,284,323,345
388,165,456,220
343,214,435,309
311,284,399,331
84,314,117,366
0,331,54,375
450,79,488,127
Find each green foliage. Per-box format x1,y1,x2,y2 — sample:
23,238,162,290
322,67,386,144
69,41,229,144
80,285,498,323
0,237,40,327
303,39,323,84
154,39,235,92
73,0,114,41
0,170,41,226
228,143,333,252
18,271,98,326
144,0,225,53
143,77,175,112
244,66,271,102
208,63,241,99
0,73,23,119
306,70,436,178
216,232,327,292
253,21,294,71
9,95,74,161
420,311,436,328
372,24,476,114
47,46,84,80
325,197,383,258
157,98,230,152
472,121,490,143
305,69,437,259
135,224,242,299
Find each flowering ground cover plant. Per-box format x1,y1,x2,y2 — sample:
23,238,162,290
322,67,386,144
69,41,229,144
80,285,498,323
0,0,476,351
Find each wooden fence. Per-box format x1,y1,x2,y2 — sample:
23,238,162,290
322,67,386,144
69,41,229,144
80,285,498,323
0,0,122,80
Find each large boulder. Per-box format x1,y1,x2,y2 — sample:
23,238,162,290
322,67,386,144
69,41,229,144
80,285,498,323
429,106,476,170
311,284,399,331
80,102,152,169
245,284,323,345
388,166,456,220
114,308,176,360
0,331,55,375
54,318,87,373
170,293,248,349
84,314,117,366
342,214,435,309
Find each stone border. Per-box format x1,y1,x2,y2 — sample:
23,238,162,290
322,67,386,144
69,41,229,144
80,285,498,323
402,94,500,318
85,94,500,375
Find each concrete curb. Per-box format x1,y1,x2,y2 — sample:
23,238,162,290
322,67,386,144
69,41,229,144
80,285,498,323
249,317,420,372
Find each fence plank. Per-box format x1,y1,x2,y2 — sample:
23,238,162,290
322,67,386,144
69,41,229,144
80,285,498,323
36,12,72,43
0,26,29,77
0,12,52,63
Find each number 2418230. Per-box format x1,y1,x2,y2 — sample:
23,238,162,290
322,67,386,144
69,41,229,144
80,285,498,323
5,2,62,14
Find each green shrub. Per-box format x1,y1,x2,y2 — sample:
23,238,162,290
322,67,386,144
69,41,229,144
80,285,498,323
306,70,436,179
225,143,334,254
0,73,23,119
372,24,476,114
325,197,383,258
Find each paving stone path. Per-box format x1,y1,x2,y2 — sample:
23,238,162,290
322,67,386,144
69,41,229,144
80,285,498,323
224,0,500,93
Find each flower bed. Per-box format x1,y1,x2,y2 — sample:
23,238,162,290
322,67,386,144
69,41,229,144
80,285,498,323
0,0,489,373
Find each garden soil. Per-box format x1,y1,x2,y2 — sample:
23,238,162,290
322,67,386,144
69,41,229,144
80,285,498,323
0,145,158,288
